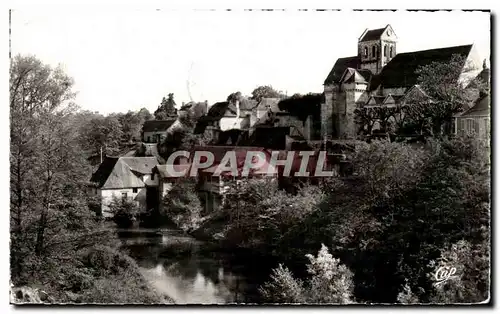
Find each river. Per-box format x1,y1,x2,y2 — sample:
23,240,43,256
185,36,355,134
116,226,273,304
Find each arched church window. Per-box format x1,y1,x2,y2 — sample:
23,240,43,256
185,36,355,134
384,45,387,57
364,47,368,58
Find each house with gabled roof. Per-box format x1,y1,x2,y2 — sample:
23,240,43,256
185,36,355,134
321,24,484,139
89,156,160,217
455,93,490,141
142,119,177,143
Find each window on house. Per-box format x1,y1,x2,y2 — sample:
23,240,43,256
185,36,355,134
133,188,138,193
151,173,155,180
390,46,393,58
459,118,465,134
384,45,387,57
466,119,476,134
122,192,128,199
364,47,368,58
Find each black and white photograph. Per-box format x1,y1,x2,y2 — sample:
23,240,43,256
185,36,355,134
7,6,491,306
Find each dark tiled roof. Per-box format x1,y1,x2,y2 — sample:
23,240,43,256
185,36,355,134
90,157,159,189
461,94,490,117
359,28,386,42
357,69,373,82
369,44,473,90
208,102,232,119
343,68,369,84
90,157,119,187
143,119,177,132
324,56,361,85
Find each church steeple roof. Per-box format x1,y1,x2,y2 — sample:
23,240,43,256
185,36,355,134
359,27,386,42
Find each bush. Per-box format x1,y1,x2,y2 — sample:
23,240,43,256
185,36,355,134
77,245,163,304
161,178,203,232
108,196,142,228
428,240,490,303
221,179,325,256
260,244,354,304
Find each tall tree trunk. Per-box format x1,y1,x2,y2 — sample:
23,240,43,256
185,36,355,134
35,160,53,256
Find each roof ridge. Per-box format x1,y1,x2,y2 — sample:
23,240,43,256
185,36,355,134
396,44,473,56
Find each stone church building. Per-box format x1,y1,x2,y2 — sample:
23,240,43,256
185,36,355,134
321,24,483,139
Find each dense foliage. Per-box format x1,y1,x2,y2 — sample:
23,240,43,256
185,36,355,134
76,108,153,159
250,85,286,102
160,178,204,232
200,136,489,303
10,55,165,303
154,93,178,120
278,93,323,122
260,244,354,304
108,196,143,228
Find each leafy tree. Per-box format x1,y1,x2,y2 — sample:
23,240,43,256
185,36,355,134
10,55,161,304
406,54,487,136
354,54,487,138
10,55,107,281
251,85,286,102
323,137,489,303
221,179,325,256
161,178,203,232
278,93,323,122
354,107,378,136
79,114,124,157
154,93,178,120
227,91,243,103
118,108,153,144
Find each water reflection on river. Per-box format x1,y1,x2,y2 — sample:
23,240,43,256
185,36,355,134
117,227,265,304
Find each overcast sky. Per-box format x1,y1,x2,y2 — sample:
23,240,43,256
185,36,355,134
11,9,490,115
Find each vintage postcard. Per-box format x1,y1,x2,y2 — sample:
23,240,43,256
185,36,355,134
9,8,491,305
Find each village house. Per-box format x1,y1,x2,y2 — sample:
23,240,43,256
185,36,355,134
455,94,490,141
194,98,257,143
250,97,314,140
322,24,484,140
142,119,177,143
454,60,490,141
89,156,160,217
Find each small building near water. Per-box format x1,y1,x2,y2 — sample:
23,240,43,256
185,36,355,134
89,156,160,217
